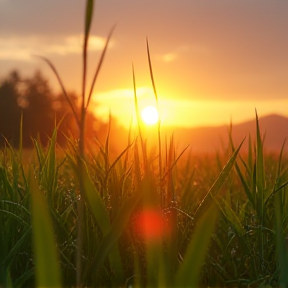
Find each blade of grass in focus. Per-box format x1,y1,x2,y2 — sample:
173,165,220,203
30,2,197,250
255,109,266,274
255,109,265,221
193,137,245,222
146,39,163,194
175,204,218,287
90,191,141,271
228,126,256,210
36,0,115,284
274,140,288,287
132,64,147,171
30,178,62,288
79,158,125,283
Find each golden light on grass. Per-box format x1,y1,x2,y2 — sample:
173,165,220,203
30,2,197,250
141,105,159,125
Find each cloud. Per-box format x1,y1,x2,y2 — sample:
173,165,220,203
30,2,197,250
161,53,178,63
0,34,114,61
158,44,209,63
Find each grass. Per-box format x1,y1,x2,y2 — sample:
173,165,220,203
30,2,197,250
1,118,288,287
1,0,288,287
1,119,288,287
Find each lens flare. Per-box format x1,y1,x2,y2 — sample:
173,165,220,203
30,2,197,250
133,209,169,242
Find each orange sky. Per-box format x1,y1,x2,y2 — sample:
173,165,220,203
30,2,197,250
1,0,287,128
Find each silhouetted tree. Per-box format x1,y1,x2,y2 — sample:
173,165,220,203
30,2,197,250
0,70,77,147
53,91,79,143
20,71,56,146
0,71,22,146
0,70,110,148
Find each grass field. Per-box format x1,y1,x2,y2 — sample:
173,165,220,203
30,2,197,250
1,113,288,287
1,1,288,287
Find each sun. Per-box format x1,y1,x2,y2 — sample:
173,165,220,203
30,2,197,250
141,106,159,125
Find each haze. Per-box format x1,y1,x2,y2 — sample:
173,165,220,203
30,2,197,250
1,0,287,128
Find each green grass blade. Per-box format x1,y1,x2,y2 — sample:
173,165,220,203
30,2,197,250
146,38,159,103
86,25,116,108
277,138,286,177
193,137,245,222
84,0,94,38
146,38,163,186
14,268,35,288
248,134,254,173
132,65,147,171
91,192,141,270
107,143,133,176
18,112,23,159
5,270,12,288
81,161,125,281
175,204,218,287
275,190,288,286
161,145,189,181
2,227,31,268
81,162,110,234
255,109,265,220
33,139,45,174
217,198,245,236
133,137,142,183
227,121,255,208
44,128,58,205
234,162,256,209
33,55,80,127
105,112,111,159
0,165,15,199
81,0,94,128
30,179,62,288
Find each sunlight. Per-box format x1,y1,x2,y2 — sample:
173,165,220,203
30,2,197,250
94,87,288,129
141,105,159,125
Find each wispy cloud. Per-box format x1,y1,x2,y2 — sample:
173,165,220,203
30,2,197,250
158,44,209,63
0,34,114,61
161,53,178,63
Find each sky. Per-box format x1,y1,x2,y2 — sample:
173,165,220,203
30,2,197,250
1,0,287,128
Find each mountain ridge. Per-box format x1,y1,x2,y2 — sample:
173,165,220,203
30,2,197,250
161,114,288,153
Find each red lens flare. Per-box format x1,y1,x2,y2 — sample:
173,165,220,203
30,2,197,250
133,209,169,242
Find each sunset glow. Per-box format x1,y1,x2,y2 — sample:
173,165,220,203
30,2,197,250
93,88,288,129
1,0,287,129
1,1,288,287
141,105,159,125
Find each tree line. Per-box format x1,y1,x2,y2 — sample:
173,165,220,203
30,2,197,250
0,70,106,148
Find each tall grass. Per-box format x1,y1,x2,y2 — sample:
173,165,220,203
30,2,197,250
2,113,288,287
36,0,115,285
1,1,288,287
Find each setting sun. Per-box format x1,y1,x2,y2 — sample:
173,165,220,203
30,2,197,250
141,105,159,125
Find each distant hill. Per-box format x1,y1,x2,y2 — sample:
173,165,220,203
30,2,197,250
161,114,288,153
